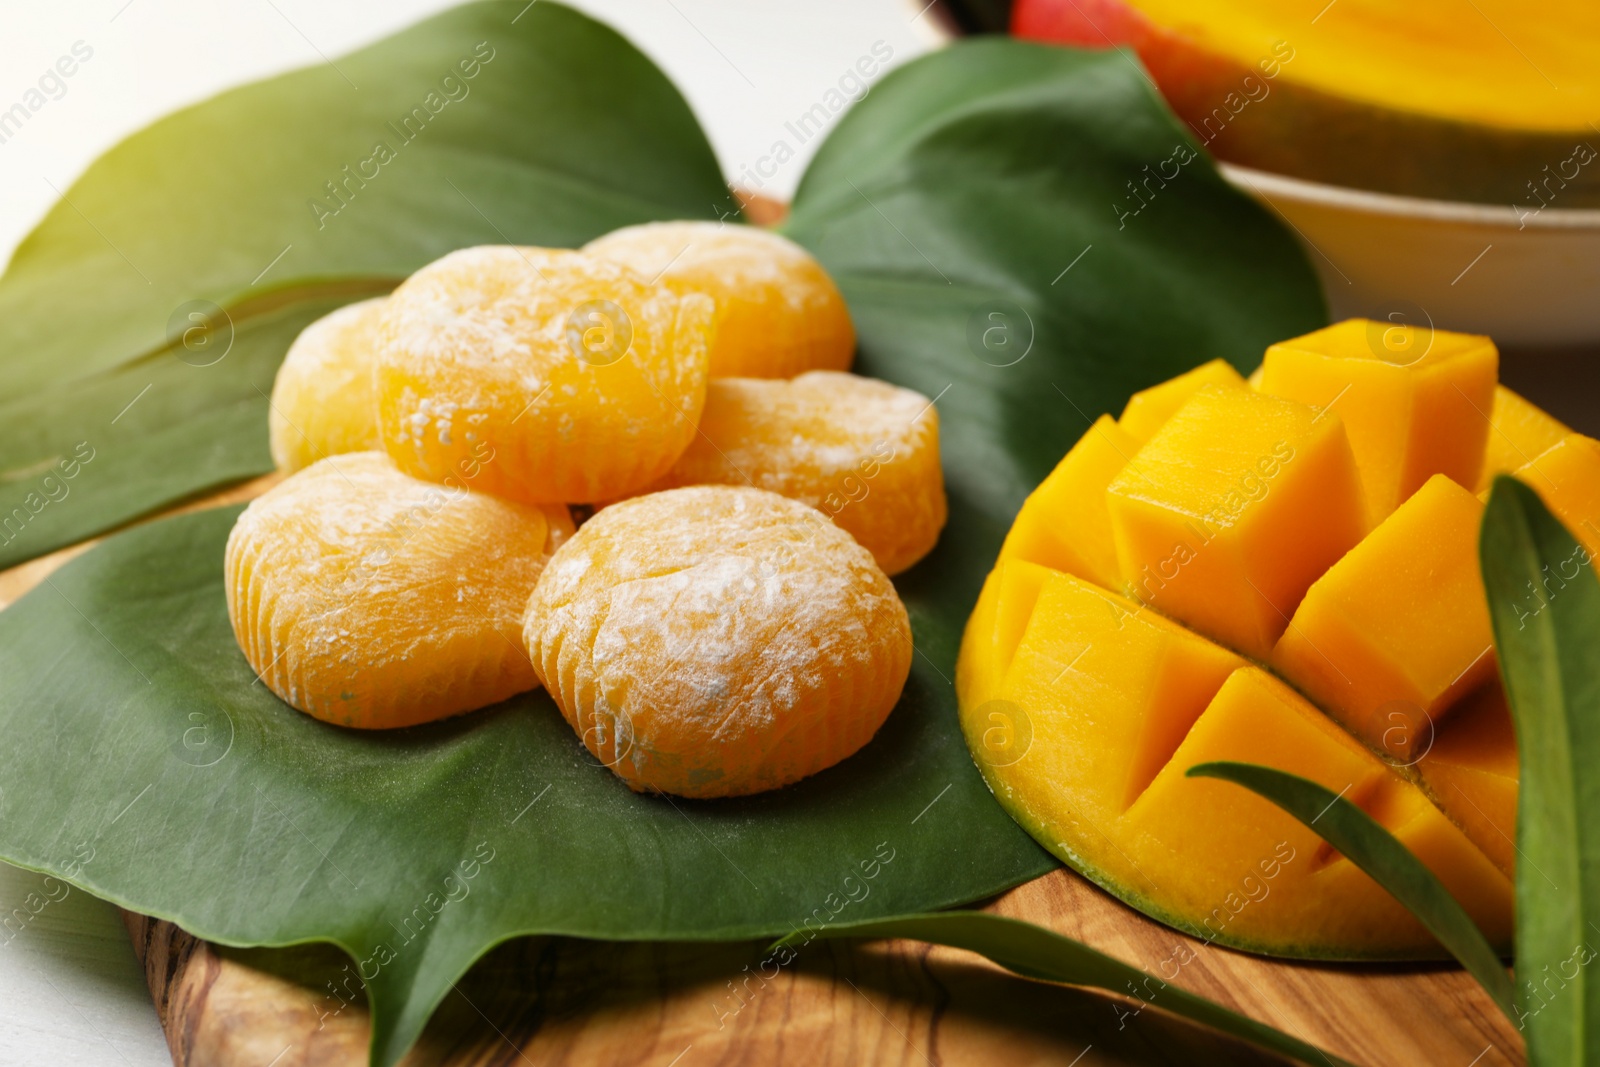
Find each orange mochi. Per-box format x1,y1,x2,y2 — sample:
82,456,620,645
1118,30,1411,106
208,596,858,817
269,297,387,473
375,246,715,504
585,220,854,379
524,485,911,798
645,371,946,575
225,451,569,729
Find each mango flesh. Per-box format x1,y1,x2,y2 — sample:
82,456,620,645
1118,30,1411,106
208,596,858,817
958,321,1577,958
1106,384,1366,660
1509,433,1600,559
1260,319,1497,525
997,415,1135,589
1117,358,1246,443
1476,386,1571,493
1415,683,1519,877
959,566,1511,956
1013,0,1600,206
1272,475,1495,762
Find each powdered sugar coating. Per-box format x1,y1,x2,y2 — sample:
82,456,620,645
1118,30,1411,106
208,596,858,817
647,372,947,575
524,485,911,798
375,246,714,504
225,451,569,729
269,297,387,473
585,221,854,379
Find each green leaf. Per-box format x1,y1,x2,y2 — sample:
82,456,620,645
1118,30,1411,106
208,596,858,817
1187,761,1516,1023
1481,476,1600,1064
0,506,1053,1067
775,911,1354,1067
0,0,731,569
785,38,1325,526
0,21,1329,1067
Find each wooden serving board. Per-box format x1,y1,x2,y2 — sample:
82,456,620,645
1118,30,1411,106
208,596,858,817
0,482,1521,1067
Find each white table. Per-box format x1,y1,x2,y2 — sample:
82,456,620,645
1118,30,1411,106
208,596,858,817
0,3,941,1063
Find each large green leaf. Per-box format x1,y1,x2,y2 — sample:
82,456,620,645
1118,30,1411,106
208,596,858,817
1188,761,1516,1021
778,912,1353,1067
785,37,1325,526
0,16,1328,1067
1481,477,1600,1065
0,0,730,569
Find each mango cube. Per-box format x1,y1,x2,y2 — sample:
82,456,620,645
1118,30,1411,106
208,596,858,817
1272,475,1495,761
1415,683,1519,876
997,414,1135,589
1475,385,1570,492
999,571,1243,821
1509,433,1600,559
1106,385,1366,660
1259,319,1497,523
956,559,1056,709
1118,358,1247,443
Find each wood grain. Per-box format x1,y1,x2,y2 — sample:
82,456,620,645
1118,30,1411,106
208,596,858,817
115,868,1523,1067
6,478,1524,1067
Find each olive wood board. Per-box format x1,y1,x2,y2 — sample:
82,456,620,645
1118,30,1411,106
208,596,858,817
0,478,1522,1067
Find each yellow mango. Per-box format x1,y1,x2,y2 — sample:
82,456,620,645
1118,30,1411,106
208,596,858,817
955,327,1577,959
1259,319,1497,523
1415,683,1519,877
1475,385,1570,492
1106,384,1366,660
955,559,1056,711
1508,433,1600,558
1118,358,1246,442
1272,475,1495,762
997,414,1136,588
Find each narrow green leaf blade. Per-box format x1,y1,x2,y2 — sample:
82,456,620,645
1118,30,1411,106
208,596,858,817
776,911,1353,1067
1187,761,1516,1021
1481,475,1600,1064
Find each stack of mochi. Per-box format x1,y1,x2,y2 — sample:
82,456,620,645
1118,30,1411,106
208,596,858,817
226,222,947,799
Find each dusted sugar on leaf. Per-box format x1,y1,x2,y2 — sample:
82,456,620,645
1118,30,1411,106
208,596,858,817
998,414,1135,589
1259,319,1498,523
1507,432,1600,558
1106,384,1367,660
225,452,567,729
269,298,387,473
1118,358,1247,442
375,246,715,504
1273,475,1496,762
585,220,854,379
524,486,911,799
1475,385,1570,492
645,372,946,575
